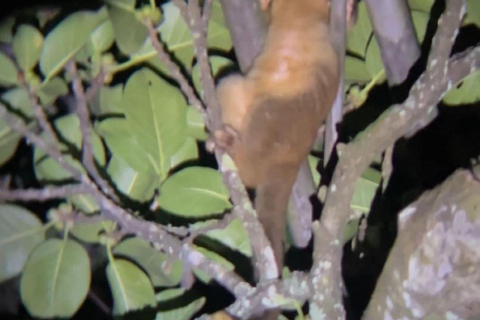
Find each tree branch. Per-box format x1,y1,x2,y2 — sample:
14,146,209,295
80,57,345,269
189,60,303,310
365,0,421,85
144,19,206,120
66,61,118,201
311,1,472,318
0,185,90,201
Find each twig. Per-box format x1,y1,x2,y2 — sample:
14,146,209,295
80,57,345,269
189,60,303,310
0,184,90,201
144,19,206,119
87,191,252,296
226,271,311,319
0,103,84,181
185,211,237,242
88,290,111,315
24,85,62,156
66,61,119,201
173,0,220,129
85,68,106,101
202,0,214,26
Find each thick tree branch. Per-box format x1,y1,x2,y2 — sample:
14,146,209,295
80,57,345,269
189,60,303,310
365,0,421,85
218,0,267,72
311,1,472,318
325,0,347,164
364,167,480,320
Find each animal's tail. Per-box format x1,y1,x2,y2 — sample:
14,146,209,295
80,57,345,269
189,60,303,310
254,163,299,320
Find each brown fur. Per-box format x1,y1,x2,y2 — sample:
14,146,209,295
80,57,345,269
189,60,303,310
213,0,340,318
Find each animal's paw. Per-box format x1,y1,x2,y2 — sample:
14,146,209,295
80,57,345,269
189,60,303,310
206,125,239,153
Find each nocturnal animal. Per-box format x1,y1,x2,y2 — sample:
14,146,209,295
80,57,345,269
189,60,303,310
211,0,340,299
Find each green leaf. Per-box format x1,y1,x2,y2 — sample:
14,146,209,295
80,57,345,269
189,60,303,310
156,287,185,301
70,219,115,244
365,38,384,79
90,84,124,115
0,16,15,43
37,77,68,105
155,294,205,320
122,68,188,180
39,10,104,79
207,0,233,51
0,130,21,167
206,218,252,257
107,155,157,201
90,20,115,53
158,167,231,218
96,118,157,174
351,167,381,213
2,88,33,117
36,8,62,29
34,114,106,182
0,52,18,86
192,246,234,283
20,239,91,318
347,2,372,58
187,107,207,141
307,155,321,186
0,204,44,282
108,5,148,55
345,56,371,83
105,0,136,11
170,137,199,169
12,25,44,71
411,10,429,43
465,0,480,27
407,0,435,12
114,238,183,287
106,259,156,315
443,70,480,105
71,196,100,215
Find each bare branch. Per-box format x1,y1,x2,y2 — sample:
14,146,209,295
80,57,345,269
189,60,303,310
216,155,279,281
173,0,221,129
0,103,84,181
24,85,62,156
0,185,89,201
202,0,214,26
185,211,237,243
226,271,311,319
85,68,106,101
66,61,118,201
287,162,314,248
144,19,206,120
